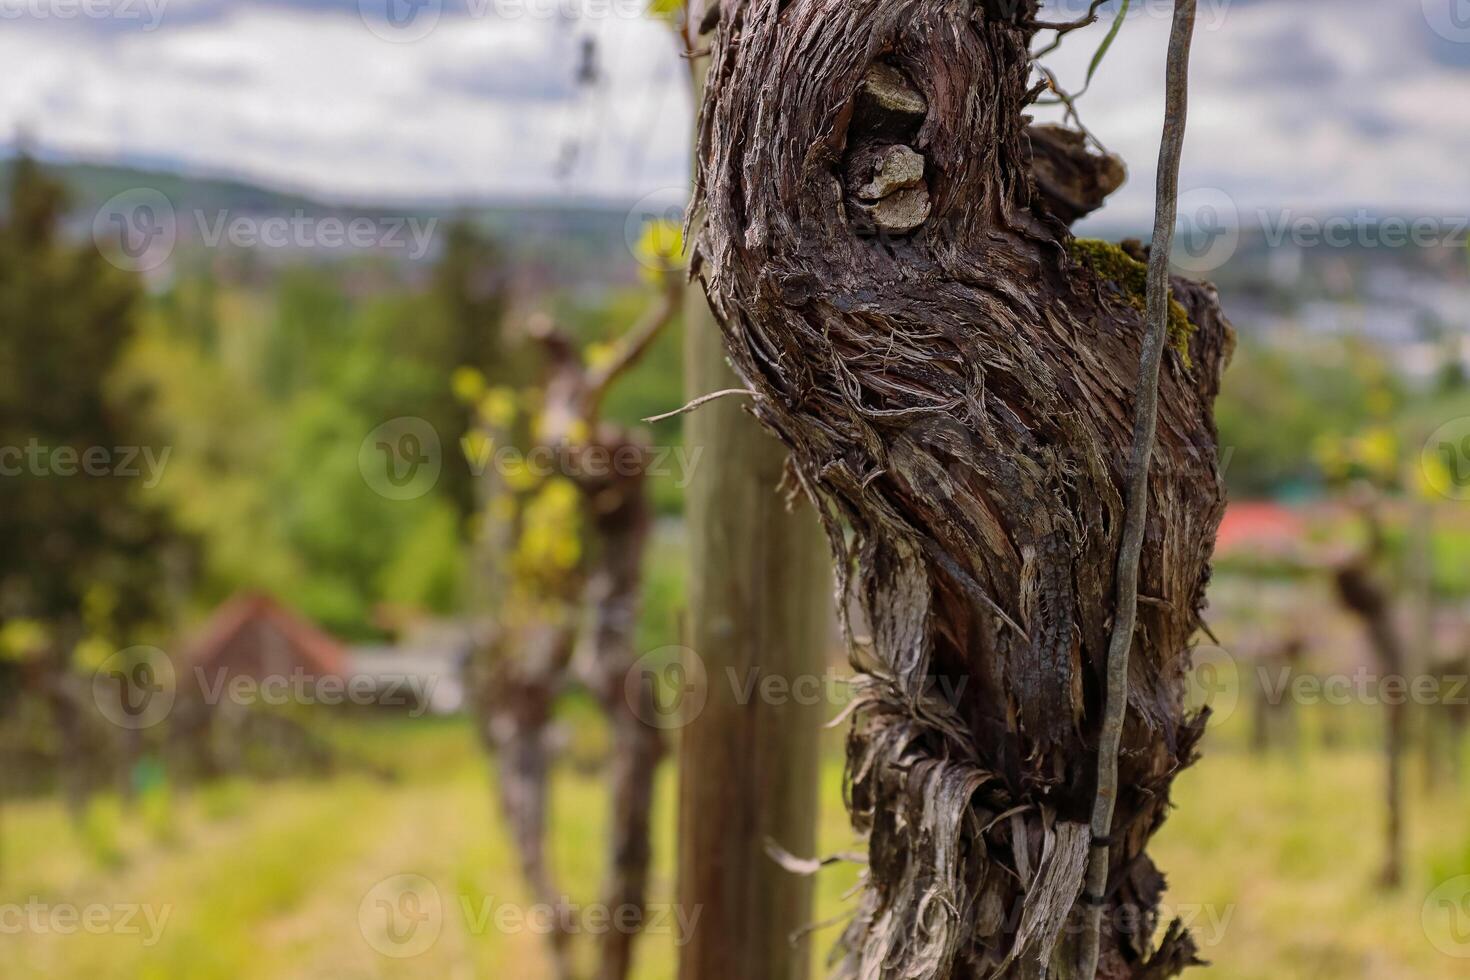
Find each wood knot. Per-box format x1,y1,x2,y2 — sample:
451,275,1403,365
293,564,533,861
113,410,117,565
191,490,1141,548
845,64,932,236
1027,124,1127,226
856,63,928,138
852,187,933,237
762,269,820,308
849,144,926,201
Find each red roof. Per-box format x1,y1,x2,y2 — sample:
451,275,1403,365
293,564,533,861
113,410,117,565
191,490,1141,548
1215,502,1307,555
186,592,347,677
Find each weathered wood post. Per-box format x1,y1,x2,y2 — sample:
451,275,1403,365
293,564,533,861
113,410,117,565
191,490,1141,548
676,5,834,977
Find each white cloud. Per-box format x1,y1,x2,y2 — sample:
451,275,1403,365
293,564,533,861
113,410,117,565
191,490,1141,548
0,0,1465,218
1038,0,1470,224
0,1,689,202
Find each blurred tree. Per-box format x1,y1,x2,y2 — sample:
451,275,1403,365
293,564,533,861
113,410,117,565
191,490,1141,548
466,242,682,980
1216,339,1389,498
0,155,190,815
127,221,509,638
406,218,511,520
1331,493,1408,888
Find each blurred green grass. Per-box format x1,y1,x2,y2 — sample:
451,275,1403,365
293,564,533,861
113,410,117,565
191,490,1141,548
4,705,1470,978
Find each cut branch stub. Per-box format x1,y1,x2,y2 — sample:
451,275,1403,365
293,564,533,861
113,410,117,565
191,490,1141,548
1028,123,1128,225
845,64,932,236
694,2,1231,977
856,62,928,134
848,145,925,201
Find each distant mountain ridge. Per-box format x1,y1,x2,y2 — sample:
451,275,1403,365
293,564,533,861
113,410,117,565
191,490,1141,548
0,156,650,288
3,156,1465,309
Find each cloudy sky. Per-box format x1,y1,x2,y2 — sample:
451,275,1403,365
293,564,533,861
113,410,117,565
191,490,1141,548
2,0,1468,221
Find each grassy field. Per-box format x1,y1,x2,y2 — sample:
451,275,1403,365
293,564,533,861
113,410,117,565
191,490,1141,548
4,710,1470,979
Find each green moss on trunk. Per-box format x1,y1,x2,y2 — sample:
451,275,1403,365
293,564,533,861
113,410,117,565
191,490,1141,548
1068,238,1196,362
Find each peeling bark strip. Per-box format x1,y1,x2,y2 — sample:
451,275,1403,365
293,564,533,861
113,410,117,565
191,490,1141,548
693,2,1232,977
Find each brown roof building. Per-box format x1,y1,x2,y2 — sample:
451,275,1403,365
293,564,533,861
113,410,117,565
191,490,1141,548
186,592,347,681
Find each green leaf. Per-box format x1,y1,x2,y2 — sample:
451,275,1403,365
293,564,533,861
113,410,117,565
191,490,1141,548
1085,0,1131,89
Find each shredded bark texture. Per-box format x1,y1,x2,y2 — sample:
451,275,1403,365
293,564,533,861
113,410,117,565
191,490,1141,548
692,2,1232,976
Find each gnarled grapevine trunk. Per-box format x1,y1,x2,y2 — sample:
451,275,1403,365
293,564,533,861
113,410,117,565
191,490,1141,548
576,431,665,980
472,294,676,980
1332,502,1406,890
693,2,1232,976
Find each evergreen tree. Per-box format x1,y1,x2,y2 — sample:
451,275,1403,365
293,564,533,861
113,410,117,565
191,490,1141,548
0,156,189,809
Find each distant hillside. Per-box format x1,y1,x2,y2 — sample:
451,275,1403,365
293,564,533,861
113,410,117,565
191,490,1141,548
0,157,648,289
3,157,1466,344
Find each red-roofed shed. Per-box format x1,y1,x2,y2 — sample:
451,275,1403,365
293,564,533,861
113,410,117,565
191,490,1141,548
1215,501,1308,558
186,592,346,680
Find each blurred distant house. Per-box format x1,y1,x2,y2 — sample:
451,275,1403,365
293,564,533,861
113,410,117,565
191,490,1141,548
347,619,471,717
185,593,467,716
187,592,347,683
1215,501,1309,562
